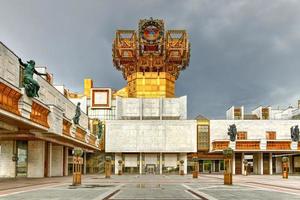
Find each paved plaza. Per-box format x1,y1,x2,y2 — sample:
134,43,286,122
0,175,300,200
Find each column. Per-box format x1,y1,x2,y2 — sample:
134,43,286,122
64,147,68,176
83,151,87,175
259,153,263,175
159,153,162,175
275,157,282,174
51,145,63,176
48,142,52,177
159,97,163,120
269,153,273,175
289,155,293,174
139,153,142,174
232,153,236,175
241,153,245,175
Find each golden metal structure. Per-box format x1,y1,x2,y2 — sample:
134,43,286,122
113,18,190,98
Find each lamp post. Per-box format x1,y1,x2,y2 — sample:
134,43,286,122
105,156,112,178
72,147,83,186
282,156,289,179
223,147,233,185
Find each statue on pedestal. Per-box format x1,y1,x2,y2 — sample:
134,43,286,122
228,124,237,142
291,125,299,142
19,58,47,97
73,102,81,125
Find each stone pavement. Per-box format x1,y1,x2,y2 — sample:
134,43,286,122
0,174,300,199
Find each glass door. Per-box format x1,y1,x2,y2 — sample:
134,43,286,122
16,141,28,177
203,160,212,173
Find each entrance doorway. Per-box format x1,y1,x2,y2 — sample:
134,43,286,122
263,153,270,175
203,160,212,173
16,141,28,177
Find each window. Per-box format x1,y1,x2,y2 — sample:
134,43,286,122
266,131,276,140
234,108,242,120
197,125,209,150
237,132,247,140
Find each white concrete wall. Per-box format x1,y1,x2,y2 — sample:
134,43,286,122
51,145,63,176
37,75,89,129
27,140,45,177
105,120,197,153
226,106,234,120
252,106,262,119
115,96,187,120
0,42,20,87
210,120,300,151
0,141,15,177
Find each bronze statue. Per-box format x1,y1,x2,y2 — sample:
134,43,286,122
19,58,47,98
73,102,81,125
291,125,299,142
228,124,237,142
98,121,104,139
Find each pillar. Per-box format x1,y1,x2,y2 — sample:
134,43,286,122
47,142,52,177
64,147,68,176
27,141,45,178
83,151,87,174
289,155,293,174
159,153,162,175
269,153,273,175
139,153,142,174
259,153,263,175
241,153,245,175
51,145,63,176
0,141,16,177
232,153,236,175
276,157,282,174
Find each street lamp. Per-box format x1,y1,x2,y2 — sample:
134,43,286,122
72,147,83,186
282,156,289,179
223,147,233,185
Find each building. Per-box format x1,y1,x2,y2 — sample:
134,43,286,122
82,18,196,175
193,105,300,175
0,42,101,178
1,18,299,178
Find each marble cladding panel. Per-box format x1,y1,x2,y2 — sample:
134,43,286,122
116,96,187,119
105,120,197,152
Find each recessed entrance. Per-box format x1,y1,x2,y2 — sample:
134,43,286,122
16,140,28,177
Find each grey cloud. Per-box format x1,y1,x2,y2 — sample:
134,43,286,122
1,0,300,119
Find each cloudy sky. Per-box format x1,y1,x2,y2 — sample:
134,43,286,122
1,0,300,118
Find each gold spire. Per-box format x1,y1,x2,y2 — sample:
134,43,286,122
113,18,190,98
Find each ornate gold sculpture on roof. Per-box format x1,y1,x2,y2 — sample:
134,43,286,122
113,18,190,98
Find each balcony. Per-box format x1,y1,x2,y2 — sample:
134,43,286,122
0,42,99,150
236,141,260,150
212,141,229,151
267,141,291,150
